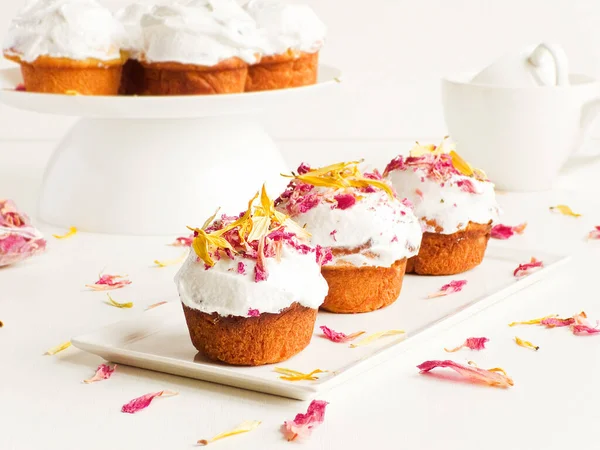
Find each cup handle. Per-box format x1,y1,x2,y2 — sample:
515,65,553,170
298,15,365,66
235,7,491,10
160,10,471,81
528,43,569,86
576,97,600,154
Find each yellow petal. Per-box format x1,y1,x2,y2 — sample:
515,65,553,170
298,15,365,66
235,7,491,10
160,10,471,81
550,204,581,217
64,90,80,96
508,314,557,327
52,226,77,239
450,150,474,177
274,367,325,381
197,420,261,446
153,252,187,268
45,341,71,355
201,207,221,230
514,336,539,351
350,329,405,348
409,142,438,157
106,293,133,309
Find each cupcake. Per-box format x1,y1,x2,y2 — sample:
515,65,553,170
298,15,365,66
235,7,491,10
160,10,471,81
276,162,422,314
384,139,500,275
174,187,329,366
244,0,326,91
115,2,151,95
138,0,263,95
3,0,126,95
0,199,46,267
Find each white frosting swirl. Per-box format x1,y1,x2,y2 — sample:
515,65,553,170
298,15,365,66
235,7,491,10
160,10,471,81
175,244,328,317
140,0,263,66
244,0,326,56
282,189,422,268
115,2,152,57
386,168,500,234
3,0,125,63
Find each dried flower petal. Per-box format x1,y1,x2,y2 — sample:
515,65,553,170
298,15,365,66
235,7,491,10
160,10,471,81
45,341,71,355
427,280,467,298
247,308,259,317
333,194,356,210
320,325,365,343
86,273,132,291
417,360,513,388
15,83,25,91
145,301,168,310
450,150,474,177
274,368,325,382
491,223,527,240
513,257,543,278
84,363,116,384
550,204,581,217
444,337,489,352
170,234,193,247
572,324,600,334
508,314,558,327
282,400,328,442
514,336,539,351
52,226,77,239
0,199,46,266
350,329,405,348
121,390,178,414
106,293,133,309
154,252,186,267
197,420,261,446
540,317,575,328
588,226,600,240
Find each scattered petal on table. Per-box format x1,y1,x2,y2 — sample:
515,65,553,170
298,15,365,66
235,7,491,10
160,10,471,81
52,226,77,239
121,390,178,414
509,314,558,327
444,337,489,352
86,273,132,291
274,368,325,382
417,360,513,388
45,341,71,356
540,316,575,328
197,420,261,446
0,199,47,266
282,400,328,442
549,204,581,217
154,252,186,267
513,257,543,278
491,223,527,240
84,364,116,384
247,308,260,317
320,325,365,343
350,330,405,348
571,311,600,335
145,301,168,311
588,226,600,240
169,234,194,247
514,336,539,351
15,83,25,91
427,280,468,298
106,293,133,309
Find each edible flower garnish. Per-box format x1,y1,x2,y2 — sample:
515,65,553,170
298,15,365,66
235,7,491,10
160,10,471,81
170,234,194,247
121,390,178,414
417,360,513,388
541,316,575,328
274,368,325,382
153,252,186,267
0,199,46,266
350,329,405,348
570,311,600,335
588,226,600,240
52,226,77,239
509,314,558,327
427,280,468,298
282,400,328,442
320,325,365,343
15,83,25,91
145,301,168,310
45,341,71,355
550,204,581,217
491,223,527,240
247,308,260,317
84,363,116,384
513,257,543,278
514,336,539,351
444,337,489,352
197,421,261,446
86,273,132,291
106,293,133,309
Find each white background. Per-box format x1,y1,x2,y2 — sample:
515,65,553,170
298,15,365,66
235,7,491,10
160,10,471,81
2,0,600,142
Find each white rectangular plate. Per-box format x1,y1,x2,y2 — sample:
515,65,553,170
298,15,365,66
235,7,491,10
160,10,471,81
72,247,568,400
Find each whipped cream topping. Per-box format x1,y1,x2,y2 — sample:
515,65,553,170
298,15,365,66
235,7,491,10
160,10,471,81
3,0,125,63
175,244,328,317
115,2,152,57
244,0,326,56
140,0,263,66
384,152,500,234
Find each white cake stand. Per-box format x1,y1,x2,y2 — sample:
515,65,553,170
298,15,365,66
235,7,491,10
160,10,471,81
0,65,341,235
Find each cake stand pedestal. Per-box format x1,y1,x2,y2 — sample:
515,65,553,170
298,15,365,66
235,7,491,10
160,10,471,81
0,65,341,235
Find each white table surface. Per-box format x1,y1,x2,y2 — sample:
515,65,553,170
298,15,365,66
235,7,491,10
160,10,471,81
2,140,600,450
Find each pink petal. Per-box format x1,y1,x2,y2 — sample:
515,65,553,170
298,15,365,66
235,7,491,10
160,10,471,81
15,83,26,91
254,237,268,282
320,326,364,343
540,317,574,328
445,337,489,352
456,179,477,193
282,400,328,441
572,324,600,335
333,194,356,210
170,235,194,247
0,199,46,267
417,360,513,388
237,262,246,275
428,280,468,298
588,226,600,240
315,245,333,266
491,223,527,240
248,309,260,317
121,390,177,414
513,258,543,278
84,364,116,384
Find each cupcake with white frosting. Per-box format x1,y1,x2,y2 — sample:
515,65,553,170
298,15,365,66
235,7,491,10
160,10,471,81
175,186,329,366
3,0,126,95
276,162,422,314
243,0,326,91
138,0,263,95
384,138,500,275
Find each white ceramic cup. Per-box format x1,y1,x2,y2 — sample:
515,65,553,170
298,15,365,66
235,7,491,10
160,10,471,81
441,73,600,191
471,43,569,88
